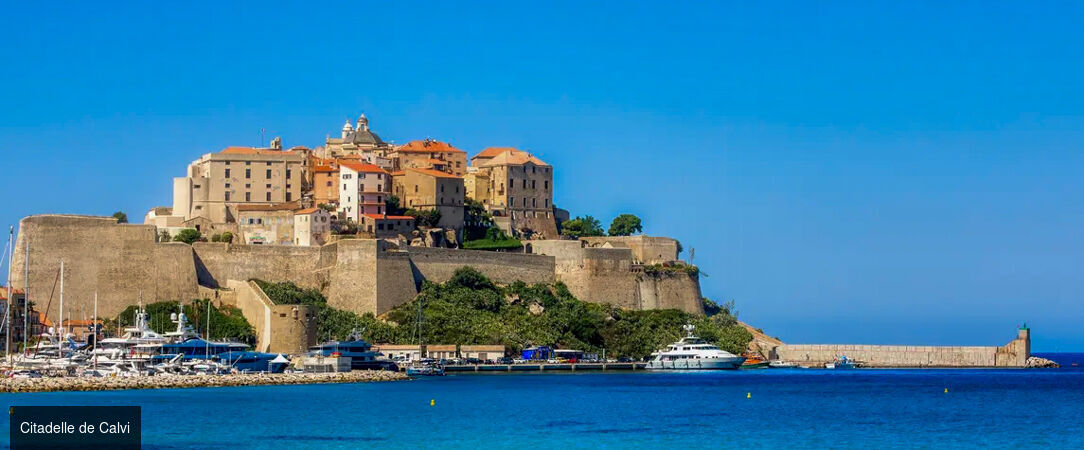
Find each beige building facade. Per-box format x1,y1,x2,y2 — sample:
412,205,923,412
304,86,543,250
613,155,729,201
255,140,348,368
237,203,300,245
473,148,557,238
392,168,465,231
359,214,415,238
172,146,307,224
293,208,331,246
392,139,467,176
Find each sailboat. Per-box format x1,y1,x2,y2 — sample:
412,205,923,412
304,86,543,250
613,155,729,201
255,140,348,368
406,298,444,376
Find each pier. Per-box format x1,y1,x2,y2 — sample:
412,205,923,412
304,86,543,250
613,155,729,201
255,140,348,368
440,362,646,372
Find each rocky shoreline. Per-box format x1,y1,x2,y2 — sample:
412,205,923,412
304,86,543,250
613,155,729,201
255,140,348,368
0,370,408,394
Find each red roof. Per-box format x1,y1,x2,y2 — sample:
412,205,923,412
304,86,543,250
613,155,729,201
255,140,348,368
338,160,389,174
472,147,519,160
363,214,415,221
398,139,465,154
314,164,338,173
294,208,320,215
406,168,461,179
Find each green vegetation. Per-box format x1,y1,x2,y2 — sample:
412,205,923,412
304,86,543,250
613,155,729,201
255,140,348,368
112,211,128,223
463,198,494,240
256,267,751,358
560,215,604,238
115,299,256,344
643,262,699,276
406,208,441,227
462,227,522,251
172,228,202,244
158,230,171,242
254,280,396,343
384,196,406,216
607,214,642,236
210,231,234,243
317,203,336,213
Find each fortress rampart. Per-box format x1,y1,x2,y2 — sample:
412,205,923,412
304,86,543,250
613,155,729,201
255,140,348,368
10,215,700,323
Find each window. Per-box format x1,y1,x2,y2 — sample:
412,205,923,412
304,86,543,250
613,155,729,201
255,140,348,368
266,169,271,178
378,206,382,214
245,192,251,202
246,161,251,165
225,169,231,178
455,186,459,193
343,184,347,191
286,193,292,201
531,180,536,189
194,184,201,189
532,198,536,207
522,179,527,189
245,169,251,178
286,169,292,179
378,223,384,230
266,192,271,201
266,184,271,189
414,185,418,193
544,180,549,190
225,183,230,188
326,181,332,187
545,199,549,207
440,185,444,193
225,192,231,201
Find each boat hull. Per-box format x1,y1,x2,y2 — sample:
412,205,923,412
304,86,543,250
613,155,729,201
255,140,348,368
646,356,745,370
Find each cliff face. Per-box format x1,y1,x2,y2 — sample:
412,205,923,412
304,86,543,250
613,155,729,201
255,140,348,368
11,215,702,319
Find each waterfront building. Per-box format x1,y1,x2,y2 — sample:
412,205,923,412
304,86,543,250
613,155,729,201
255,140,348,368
391,168,466,231
470,148,557,238
293,207,332,246
0,288,39,347
391,139,468,176
170,144,308,224
359,214,415,238
338,161,391,223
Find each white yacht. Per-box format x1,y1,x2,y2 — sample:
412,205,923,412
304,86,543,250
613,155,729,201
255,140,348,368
646,325,746,370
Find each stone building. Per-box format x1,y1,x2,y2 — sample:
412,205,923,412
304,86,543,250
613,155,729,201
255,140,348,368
463,169,491,206
237,202,300,245
359,214,415,238
392,168,465,231
320,114,391,160
471,148,557,238
338,161,391,223
170,146,307,224
392,139,468,176
311,159,340,207
293,208,331,246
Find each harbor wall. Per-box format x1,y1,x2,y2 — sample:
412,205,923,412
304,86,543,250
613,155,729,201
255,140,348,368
220,280,317,354
772,328,1031,367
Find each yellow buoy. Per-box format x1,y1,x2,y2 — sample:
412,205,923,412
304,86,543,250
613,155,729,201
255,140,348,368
430,399,435,406
746,392,751,399
944,388,949,393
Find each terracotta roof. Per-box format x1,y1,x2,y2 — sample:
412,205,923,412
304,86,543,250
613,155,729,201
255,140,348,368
472,147,519,160
294,208,320,215
38,312,52,328
428,158,447,164
398,139,466,154
0,287,25,301
405,168,461,179
478,149,549,167
237,201,302,212
314,165,338,173
364,214,415,221
338,160,389,174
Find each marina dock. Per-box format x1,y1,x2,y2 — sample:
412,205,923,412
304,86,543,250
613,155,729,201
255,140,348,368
440,362,647,372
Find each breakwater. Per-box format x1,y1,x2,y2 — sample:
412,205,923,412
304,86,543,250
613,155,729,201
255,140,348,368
0,371,407,393
442,362,646,372
772,327,1032,368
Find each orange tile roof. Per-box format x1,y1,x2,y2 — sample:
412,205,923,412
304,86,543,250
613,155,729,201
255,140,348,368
364,214,415,221
314,165,338,173
398,139,466,154
428,158,447,164
473,147,520,160
478,149,549,167
294,208,320,215
38,312,52,328
406,168,462,179
338,160,389,174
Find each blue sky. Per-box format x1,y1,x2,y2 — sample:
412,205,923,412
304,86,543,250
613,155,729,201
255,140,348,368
2,2,1082,350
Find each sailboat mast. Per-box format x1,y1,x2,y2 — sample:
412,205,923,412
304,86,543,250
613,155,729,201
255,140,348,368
5,226,12,357
93,291,98,371
58,260,64,340
22,240,28,352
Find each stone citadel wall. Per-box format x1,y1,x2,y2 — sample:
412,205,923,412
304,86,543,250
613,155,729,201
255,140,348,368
11,216,697,321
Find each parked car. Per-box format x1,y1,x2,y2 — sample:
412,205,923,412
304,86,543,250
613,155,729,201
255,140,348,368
465,357,483,365
512,358,527,364
497,356,514,364
617,357,634,363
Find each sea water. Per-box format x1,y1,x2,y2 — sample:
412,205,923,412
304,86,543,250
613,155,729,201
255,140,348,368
2,353,1082,449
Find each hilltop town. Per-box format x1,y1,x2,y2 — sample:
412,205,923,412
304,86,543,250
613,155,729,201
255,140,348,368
146,114,567,247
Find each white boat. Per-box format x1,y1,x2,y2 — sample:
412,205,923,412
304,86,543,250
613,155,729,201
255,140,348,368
768,360,798,369
645,325,745,370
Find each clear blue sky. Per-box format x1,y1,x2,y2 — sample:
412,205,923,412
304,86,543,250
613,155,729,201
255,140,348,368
2,2,1081,351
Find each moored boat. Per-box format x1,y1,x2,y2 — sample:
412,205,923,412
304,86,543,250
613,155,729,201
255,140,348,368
646,325,745,370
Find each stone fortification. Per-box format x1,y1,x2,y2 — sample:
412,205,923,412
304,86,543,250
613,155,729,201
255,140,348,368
11,216,702,321
219,280,317,354
531,239,703,314
772,327,1031,367
580,235,680,264
10,215,199,321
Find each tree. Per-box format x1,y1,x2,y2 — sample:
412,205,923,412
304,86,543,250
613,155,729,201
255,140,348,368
158,230,171,242
406,208,441,228
385,196,405,215
608,214,642,236
172,228,202,244
112,211,128,223
220,231,234,243
560,215,604,238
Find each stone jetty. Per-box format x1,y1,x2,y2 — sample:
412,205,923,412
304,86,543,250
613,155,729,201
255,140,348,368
0,371,408,394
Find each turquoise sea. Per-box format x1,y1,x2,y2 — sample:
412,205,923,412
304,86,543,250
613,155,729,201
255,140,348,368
2,353,1082,449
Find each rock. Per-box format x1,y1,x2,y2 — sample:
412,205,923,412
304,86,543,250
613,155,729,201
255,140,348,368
528,302,544,316
1026,356,1059,368
444,229,459,248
